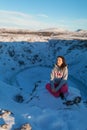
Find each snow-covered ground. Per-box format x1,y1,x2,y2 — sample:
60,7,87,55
0,29,87,129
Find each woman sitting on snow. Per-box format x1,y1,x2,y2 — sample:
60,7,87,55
46,56,68,99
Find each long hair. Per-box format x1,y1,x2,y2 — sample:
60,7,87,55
56,56,67,69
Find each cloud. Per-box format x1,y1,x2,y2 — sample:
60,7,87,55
0,10,49,30
37,14,48,18
73,19,87,25
0,10,87,30
55,19,87,30
68,19,87,30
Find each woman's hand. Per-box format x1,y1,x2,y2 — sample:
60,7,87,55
52,88,56,92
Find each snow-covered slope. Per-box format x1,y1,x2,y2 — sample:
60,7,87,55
0,38,86,87
0,29,87,129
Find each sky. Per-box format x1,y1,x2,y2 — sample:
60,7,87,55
0,0,87,31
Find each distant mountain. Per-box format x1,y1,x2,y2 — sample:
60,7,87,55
38,28,68,32
76,29,83,32
0,28,87,42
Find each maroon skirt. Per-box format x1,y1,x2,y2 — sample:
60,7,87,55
46,83,68,97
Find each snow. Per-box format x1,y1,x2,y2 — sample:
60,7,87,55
0,29,87,129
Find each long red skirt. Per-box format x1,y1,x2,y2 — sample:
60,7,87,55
46,83,68,97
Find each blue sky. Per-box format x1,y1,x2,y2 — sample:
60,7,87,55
0,0,87,30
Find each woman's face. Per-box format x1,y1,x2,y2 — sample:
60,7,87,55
57,57,63,67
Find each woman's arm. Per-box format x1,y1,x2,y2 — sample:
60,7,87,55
50,68,55,88
50,68,55,81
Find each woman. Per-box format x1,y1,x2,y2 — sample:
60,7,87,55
46,56,68,98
